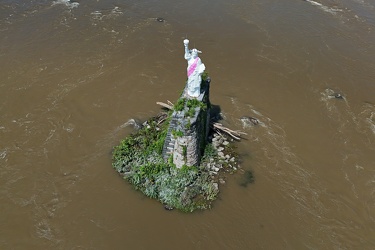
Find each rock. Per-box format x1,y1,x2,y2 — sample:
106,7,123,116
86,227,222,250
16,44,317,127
223,141,229,146
218,151,224,158
219,178,226,184
217,147,224,152
230,157,235,162
156,17,165,22
240,116,259,126
125,118,143,130
225,154,230,159
330,93,344,99
212,183,219,192
164,204,174,211
213,167,220,172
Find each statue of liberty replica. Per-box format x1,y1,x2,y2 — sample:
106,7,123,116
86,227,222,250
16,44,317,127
112,39,241,212
159,39,210,168
183,39,206,98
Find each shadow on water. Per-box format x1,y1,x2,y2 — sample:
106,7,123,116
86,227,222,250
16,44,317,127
210,104,223,123
238,170,255,187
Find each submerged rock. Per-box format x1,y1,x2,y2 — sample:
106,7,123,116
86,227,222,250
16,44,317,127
164,204,174,211
239,170,254,187
329,93,344,99
123,118,142,130
240,116,259,126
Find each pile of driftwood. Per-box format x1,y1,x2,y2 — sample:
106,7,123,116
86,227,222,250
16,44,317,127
156,101,247,140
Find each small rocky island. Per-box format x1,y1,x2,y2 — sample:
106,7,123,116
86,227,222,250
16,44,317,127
112,40,242,212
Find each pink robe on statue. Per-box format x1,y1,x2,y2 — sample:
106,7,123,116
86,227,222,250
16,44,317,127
186,56,205,97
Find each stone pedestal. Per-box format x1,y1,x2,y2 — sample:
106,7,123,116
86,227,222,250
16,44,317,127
162,78,211,168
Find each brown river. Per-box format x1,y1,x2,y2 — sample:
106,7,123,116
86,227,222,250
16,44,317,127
1,0,375,249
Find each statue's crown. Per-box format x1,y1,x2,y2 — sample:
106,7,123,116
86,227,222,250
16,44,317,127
191,48,202,54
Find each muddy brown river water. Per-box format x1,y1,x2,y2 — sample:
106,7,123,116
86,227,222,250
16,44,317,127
1,0,375,249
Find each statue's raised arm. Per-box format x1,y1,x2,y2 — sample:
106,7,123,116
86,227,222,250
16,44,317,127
183,39,191,60
183,39,205,98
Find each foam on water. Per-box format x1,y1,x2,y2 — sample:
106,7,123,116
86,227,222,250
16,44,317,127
118,118,142,130
304,0,343,15
359,103,375,137
238,104,337,247
227,96,375,248
317,86,375,242
52,0,79,9
320,88,350,126
321,88,375,143
90,6,123,22
0,149,7,160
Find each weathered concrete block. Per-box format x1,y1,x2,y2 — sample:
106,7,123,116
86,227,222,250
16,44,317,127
162,79,211,168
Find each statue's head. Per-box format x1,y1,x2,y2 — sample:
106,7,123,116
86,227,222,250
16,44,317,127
191,48,201,58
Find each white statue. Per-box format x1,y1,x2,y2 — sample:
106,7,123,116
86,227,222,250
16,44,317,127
183,39,205,97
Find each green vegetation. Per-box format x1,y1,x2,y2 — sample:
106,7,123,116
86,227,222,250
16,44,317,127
201,143,217,160
112,114,219,212
182,145,187,161
186,98,206,118
186,98,201,109
173,96,206,119
186,119,191,129
201,72,209,82
201,72,209,89
172,129,184,138
174,98,186,112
